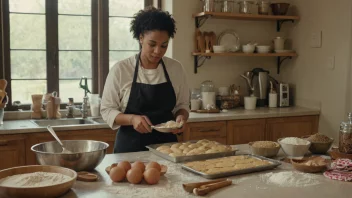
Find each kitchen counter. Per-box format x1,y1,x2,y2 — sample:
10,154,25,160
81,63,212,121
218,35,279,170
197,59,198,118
60,144,350,198
0,106,319,135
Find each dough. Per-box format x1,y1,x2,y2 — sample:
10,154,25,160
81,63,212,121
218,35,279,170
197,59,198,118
171,147,183,154
205,149,218,154
188,144,199,149
156,145,170,151
178,144,187,150
182,148,192,154
169,153,184,157
159,148,173,154
171,143,182,149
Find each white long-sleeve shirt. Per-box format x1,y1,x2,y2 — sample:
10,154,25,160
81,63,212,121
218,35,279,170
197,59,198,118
101,55,190,130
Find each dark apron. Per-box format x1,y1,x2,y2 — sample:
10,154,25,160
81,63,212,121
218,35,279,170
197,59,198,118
113,53,178,153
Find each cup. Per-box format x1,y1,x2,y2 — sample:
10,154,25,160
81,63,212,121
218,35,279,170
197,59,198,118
90,94,101,117
244,96,257,110
273,37,286,50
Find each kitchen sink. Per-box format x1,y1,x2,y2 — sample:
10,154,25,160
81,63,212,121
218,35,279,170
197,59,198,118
90,117,106,124
32,118,96,127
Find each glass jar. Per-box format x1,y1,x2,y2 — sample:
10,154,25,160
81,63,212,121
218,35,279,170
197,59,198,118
202,0,216,12
257,1,270,15
200,81,216,109
238,1,254,14
221,0,235,13
191,88,201,111
339,112,352,154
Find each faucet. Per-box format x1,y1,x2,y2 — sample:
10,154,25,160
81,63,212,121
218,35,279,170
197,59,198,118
79,77,91,118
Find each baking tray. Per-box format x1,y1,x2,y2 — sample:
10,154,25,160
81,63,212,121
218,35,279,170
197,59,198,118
181,154,282,179
146,141,237,163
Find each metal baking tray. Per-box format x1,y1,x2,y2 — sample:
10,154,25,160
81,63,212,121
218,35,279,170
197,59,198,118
146,141,237,163
181,154,282,179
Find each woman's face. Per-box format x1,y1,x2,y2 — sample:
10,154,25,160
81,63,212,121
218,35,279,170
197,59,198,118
139,30,169,65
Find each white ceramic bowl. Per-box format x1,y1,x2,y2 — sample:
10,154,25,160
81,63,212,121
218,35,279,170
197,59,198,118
256,45,271,53
213,45,226,53
242,45,255,53
278,138,311,158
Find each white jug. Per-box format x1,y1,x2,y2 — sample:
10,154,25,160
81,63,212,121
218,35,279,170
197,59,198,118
273,37,286,50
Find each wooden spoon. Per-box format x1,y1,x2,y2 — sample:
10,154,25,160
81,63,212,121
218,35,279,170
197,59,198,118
182,178,227,193
193,180,232,196
204,32,210,52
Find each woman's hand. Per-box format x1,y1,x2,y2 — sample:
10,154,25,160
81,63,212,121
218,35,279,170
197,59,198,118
131,115,152,133
171,115,186,134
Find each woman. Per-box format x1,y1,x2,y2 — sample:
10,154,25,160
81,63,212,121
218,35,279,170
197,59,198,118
101,7,190,153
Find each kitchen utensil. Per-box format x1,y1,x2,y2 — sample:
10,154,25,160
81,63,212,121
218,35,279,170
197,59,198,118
195,29,202,52
47,125,72,154
0,165,76,198
339,112,352,153
248,141,280,158
105,163,168,176
197,33,206,53
217,29,240,52
31,140,109,171
258,71,268,106
204,32,211,53
278,138,311,158
301,135,334,154
270,3,290,15
238,1,254,14
291,157,328,173
0,79,7,91
209,31,217,52
257,1,270,15
77,171,98,182
240,71,255,96
193,180,232,196
244,96,257,110
273,37,286,50
183,178,227,193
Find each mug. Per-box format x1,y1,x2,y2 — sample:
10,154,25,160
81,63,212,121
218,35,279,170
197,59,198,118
273,37,286,50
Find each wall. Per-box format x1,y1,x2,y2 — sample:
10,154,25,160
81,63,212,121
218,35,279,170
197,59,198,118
281,0,352,141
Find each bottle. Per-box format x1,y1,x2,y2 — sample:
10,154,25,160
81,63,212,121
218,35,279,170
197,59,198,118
269,81,277,108
339,113,352,154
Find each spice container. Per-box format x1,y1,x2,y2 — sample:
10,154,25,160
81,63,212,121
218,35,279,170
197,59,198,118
339,113,352,154
257,1,270,15
238,1,254,14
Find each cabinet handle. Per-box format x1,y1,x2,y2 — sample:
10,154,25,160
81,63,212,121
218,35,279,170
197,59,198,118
0,140,8,146
198,128,221,132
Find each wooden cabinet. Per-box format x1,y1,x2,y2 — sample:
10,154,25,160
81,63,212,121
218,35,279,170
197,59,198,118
227,119,266,145
25,129,116,165
0,135,26,170
183,121,227,144
266,116,319,141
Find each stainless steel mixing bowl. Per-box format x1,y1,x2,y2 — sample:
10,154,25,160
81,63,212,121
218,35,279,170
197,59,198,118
31,140,109,171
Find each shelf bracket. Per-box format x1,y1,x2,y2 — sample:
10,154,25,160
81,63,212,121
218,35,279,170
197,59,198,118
194,55,211,73
195,15,210,28
276,19,294,32
277,56,291,74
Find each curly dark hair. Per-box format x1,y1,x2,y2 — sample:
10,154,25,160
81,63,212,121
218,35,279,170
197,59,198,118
130,6,176,40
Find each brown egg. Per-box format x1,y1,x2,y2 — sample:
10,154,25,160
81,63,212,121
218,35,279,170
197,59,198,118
131,161,146,173
118,161,131,172
146,161,161,171
109,166,126,182
110,163,117,168
126,168,143,184
143,168,160,185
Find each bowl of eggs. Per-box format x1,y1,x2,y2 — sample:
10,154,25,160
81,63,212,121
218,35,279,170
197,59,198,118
105,161,167,185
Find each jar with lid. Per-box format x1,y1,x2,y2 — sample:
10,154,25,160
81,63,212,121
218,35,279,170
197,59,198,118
200,80,216,109
237,1,254,14
202,0,216,12
339,112,352,154
221,0,235,13
190,88,201,111
257,1,270,15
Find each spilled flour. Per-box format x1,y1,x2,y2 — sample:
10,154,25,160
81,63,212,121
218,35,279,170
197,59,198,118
0,172,71,187
260,171,321,187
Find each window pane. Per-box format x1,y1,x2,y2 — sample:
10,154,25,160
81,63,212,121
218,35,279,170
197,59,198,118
109,0,144,17
10,14,46,49
109,51,138,69
9,0,45,13
109,18,138,50
11,80,46,104
11,51,46,79
58,0,91,15
59,16,91,50
59,79,92,103
59,51,92,78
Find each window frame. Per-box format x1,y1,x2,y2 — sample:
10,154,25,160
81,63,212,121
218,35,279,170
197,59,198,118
1,0,160,111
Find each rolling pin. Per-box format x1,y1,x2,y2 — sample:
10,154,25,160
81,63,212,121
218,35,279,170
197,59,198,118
193,180,232,196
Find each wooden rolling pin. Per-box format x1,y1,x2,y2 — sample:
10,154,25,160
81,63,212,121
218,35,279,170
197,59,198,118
193,180,232,196
183,178,227,193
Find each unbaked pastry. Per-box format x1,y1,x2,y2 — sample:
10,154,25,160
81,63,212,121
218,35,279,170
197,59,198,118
169,153,184,157
171,143,182,149
171,147,183,154
156,145,170,151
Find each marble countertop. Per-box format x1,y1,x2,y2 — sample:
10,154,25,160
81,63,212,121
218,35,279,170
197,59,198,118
0,106,319,135
55,144,349,198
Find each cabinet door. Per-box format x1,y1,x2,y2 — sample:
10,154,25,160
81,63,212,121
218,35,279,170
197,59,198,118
183,121,227,144
26,129,116,165
266,115,319,141
0,135,26,170
227,119,266,145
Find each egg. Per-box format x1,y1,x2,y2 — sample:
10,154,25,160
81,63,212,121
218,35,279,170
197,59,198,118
131,161,146,173
146,161,161,171
126,168,143,184
109,166,126,182
143,168,160,185
110,163,117,168
118,161,131,172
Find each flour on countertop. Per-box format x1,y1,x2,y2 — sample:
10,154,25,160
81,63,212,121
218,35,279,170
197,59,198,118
260,171,321,187
0,172,71,187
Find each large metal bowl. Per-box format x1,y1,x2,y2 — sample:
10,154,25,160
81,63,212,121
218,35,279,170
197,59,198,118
31,140,109,171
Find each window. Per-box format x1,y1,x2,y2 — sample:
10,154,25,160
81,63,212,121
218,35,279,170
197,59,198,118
1,0,159,110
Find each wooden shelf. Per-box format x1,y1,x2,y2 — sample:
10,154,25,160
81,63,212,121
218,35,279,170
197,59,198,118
192,52,298,57
192,12,300,21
